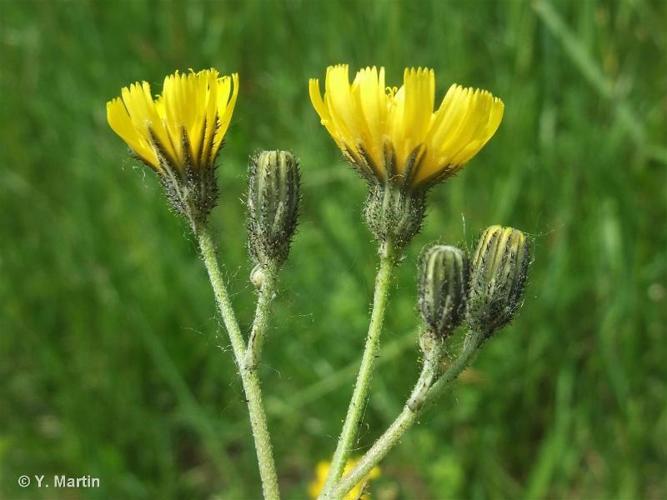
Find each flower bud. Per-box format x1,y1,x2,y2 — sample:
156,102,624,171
418,245,468,339
466,225,531,337
363,184,426,252
247,150,301,268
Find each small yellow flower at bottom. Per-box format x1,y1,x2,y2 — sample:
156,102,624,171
308,459,380,500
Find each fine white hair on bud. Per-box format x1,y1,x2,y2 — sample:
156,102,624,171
247,150,301,269
466,225,531,337
155,129,219,228
418,244,468,340
363,183,426,252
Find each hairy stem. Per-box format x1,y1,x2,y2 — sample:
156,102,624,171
320,242,396,498
197,227,280,500
245,266,278,370
332,331,483,499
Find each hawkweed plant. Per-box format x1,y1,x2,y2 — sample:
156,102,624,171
309,64,506,497
105,64,532,500
107,69,289,500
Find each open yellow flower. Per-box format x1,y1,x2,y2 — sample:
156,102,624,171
309,65,503,189
309,459,380,500
107,68,239,173
106,69,239,225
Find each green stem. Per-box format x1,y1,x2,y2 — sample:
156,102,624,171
245,266,277,370
331,331,483,499
196,227,280,500
320,242,396,498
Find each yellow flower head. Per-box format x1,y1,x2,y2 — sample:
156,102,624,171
309,65,504,189
107,68,239,172
308,459,380,500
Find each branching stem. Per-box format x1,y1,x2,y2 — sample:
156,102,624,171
331,331,484,499
245,266,278,371
196,227,280,500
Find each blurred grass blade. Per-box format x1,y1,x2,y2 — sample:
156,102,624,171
533,0,667,163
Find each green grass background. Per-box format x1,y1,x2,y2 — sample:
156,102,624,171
2,0,666,498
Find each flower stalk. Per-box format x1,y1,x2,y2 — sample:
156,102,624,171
320,241,396,498
331,330,484,499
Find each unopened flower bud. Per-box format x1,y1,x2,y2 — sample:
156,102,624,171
363,184,426,252
418,245,468,339
466,225,531,337
247,150,301,268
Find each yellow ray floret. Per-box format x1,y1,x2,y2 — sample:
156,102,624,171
309,65,504,188
107,69,239,172
308,459,380,500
